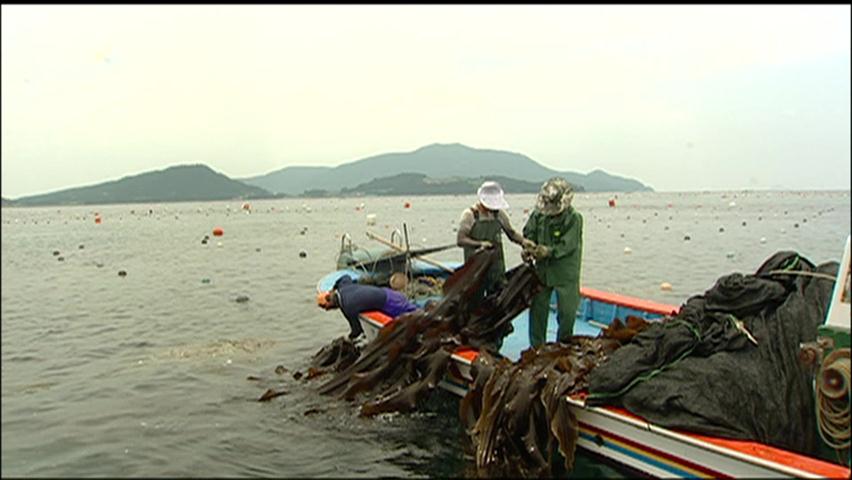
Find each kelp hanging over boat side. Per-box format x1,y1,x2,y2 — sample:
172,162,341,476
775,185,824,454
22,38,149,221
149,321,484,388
313,248,542,416
459,321,650,478
305,246,657,476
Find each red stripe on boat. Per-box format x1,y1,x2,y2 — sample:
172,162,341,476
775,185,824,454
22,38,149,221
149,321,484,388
580,421,731,478
583,405,851,478
580,287,680,316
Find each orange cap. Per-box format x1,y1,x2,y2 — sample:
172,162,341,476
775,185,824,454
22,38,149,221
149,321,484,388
316,291,333,309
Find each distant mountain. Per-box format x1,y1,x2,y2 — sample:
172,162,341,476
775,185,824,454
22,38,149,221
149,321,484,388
1,197,14,207
10,164,274,207
338,173,585,197
240,143,652,195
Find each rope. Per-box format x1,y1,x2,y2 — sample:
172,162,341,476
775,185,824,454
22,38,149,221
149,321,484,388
815,348,850,452
763,270,838,281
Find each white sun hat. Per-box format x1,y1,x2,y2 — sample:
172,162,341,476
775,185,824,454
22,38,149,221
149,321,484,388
477,181,510,210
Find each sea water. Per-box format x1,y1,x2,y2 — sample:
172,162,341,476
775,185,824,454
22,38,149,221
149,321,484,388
2,191,849,477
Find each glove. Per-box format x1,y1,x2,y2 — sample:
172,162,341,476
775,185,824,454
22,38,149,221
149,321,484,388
521,238,536,251
533,245,551,261
521,248,535,264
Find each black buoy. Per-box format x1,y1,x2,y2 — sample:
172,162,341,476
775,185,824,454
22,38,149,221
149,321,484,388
57,256,65,262
118,270,127,277
53,250,60,256
236,295,250,303
299,250,307,258
684,235,691,241
78,244,84,249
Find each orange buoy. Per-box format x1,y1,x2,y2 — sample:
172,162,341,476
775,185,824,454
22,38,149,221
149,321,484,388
242,202,251,210
608,198,616,208
95,216,102,224
404,202,411,209
212,227,224,237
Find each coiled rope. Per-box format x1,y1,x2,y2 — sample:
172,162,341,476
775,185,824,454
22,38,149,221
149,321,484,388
815,347,850,453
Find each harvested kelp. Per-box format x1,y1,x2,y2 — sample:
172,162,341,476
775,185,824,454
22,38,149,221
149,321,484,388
306,247,648,476
314,249,542,418
304,335,361,380
460,338,623,477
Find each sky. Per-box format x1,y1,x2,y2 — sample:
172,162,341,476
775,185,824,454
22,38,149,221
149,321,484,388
1,4,850,198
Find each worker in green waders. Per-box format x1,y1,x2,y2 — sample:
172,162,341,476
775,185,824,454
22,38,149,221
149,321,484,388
522,177,584,347
457,181,534,305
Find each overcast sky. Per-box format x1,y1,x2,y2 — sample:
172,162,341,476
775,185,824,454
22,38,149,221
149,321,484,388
2,4,850,198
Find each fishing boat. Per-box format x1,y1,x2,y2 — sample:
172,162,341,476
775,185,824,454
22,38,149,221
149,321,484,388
316,232,851,479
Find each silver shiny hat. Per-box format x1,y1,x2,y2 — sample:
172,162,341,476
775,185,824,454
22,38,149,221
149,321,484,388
536,177,574,215
477,181,510,210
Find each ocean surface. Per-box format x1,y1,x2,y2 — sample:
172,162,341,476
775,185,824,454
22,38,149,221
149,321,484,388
2,190,850,478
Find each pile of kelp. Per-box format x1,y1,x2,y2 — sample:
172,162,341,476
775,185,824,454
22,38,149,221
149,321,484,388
459,316,651,477
311,248,542,415
587,251,840,457
300,248,651,477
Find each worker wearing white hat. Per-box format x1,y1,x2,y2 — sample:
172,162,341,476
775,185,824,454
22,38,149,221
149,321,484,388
457,181,536,309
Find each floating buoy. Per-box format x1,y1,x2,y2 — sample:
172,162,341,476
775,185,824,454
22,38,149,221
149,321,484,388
95,216,102,224
404,202,411,209
760,237,767,244
235,295,250,303
366,214,377,226
217,242,223,248
78,244,84,249
298,250,307,258
741,221,747,226
201,278,211,284
726,252,736,259
728,201,736,207
623,247,632,255
57,256,65,262
212,227,224,237
660,282,672,291
256,248,261,252
794,223,799,228
684,235,691,241
242,202,251,210
118,270,127,277
719,227,725,233
53,250,60,256
608,198,616,207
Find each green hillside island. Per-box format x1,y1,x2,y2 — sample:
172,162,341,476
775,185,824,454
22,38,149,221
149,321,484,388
8,165,276,207
241,143,652,195
324,173,585,197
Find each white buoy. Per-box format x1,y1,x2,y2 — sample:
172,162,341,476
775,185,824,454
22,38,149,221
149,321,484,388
366,213,377,226
217,242,223,248
760,237,767,244
728,201,736,207
726,252,735,258
660,282,673,291
623,247,632,254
